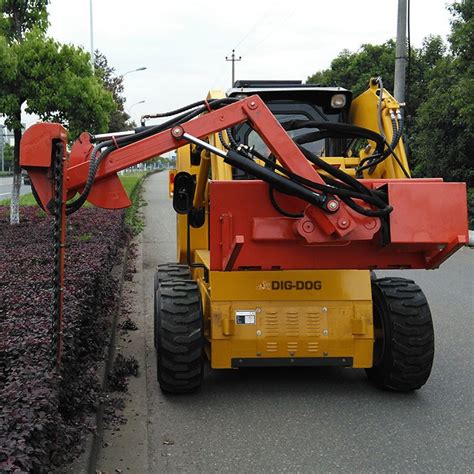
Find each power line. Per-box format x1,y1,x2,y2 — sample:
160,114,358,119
241,6,297,56
233,7,273,50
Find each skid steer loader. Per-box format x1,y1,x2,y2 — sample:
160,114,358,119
20,78,468,393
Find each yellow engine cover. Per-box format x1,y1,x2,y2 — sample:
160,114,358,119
206,269,374,369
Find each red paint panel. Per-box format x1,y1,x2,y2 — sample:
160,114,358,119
209,180,468,271
387,182,468,243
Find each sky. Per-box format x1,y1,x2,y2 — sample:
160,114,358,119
30,0,455,128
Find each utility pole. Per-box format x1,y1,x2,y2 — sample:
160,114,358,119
89,0,94,70
394,0,408,104
226,49,242,87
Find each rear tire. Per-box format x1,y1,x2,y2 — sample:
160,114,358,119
154,263,192,293
153,263,191,348
366,277,434,391
155,280,204,394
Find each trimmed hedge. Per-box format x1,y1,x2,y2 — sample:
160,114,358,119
0,172,146,473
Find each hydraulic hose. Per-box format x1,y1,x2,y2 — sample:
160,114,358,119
66,98,239,214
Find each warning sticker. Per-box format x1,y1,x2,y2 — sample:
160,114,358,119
235,310,256,325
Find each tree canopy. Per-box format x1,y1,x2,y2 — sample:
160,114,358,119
95,51,134,132
306,0,473,186
0,0,117,223
0,0,49,41
0,32,115,137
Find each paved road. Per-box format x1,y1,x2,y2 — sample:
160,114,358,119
0,176,31,200
102,172,474,473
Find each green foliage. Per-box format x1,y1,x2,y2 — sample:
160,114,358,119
449,0,474,63
306,0,473,188
307,40,396,97
0,31,115,136
0,0,49,42
411,0,473,185
94,50,134,132
411,57,473,184
122,173,148,235
2,142,13,170
76,233,92,243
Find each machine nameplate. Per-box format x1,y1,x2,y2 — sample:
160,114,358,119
235,310,256,325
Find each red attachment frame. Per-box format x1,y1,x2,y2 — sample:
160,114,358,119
20,95,469,271
209,180,467,270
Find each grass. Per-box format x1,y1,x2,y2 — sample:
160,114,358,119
0,172,147,207
122,173,149,235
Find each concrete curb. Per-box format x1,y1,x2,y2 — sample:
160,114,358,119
468,230,474,247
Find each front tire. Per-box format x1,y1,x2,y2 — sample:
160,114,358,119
155,280,204,394
366,277,434,391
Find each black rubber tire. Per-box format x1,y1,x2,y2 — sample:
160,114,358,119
366,277,435,391
155,280,204,394
153,263,192,349
153,263,191,293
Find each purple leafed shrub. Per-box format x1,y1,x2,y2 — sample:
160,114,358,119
0,206,129,473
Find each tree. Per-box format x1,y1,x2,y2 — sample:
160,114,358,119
307,41,397,98
0,1,115,223
305,29,471,182
94,50,134,132
306,37,445,132
411,0,473,184
3,142,13,171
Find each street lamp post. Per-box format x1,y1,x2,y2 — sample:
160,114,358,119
128,100,146,113
122,67,147,78
127,100,146,125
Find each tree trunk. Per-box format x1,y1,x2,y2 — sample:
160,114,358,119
9,126,22,225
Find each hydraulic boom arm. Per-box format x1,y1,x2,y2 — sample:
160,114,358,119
20,94,468,270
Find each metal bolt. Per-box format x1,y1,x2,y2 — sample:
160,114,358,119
171,126,184,138
302,221,315,233
248,100,258,110
323,351,328,357
289,351,295,356
322,307,328,312
322,329,328,336
326,199,339,212
256,352,261,357
364,219,377,230
256,308,261,313
256,330,262,336
338,218,350,229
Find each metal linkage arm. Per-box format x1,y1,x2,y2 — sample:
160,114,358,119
21,95,378,238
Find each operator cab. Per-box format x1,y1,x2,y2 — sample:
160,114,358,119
226,80,352,179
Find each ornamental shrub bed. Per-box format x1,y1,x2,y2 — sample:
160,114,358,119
0,205,130,473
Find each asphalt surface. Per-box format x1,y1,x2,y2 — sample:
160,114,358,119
0,176,31,200
112,172,474,473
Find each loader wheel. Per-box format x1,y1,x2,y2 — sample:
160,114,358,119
153,263,192,349
155,280,204,394
366,277,434,392
153,263,191,293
